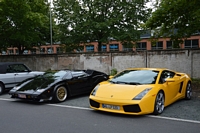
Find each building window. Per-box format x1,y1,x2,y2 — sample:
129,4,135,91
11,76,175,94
1,51,7,55
151,41,163,50
8,49,14,55
110,44,119,51
23,50,29,54
40,48,45,54
47,47,53,53
166,41,173,49
123,43,133,51
101,45,107,51
56,47,63,53
184,39,199,48
31,49,36,54
86,45,94,52
136,42,147,50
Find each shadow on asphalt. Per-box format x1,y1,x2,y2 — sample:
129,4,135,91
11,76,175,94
7,93,90,105
89,109,146,119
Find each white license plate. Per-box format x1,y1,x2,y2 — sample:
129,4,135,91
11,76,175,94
18,94,26,98
102,104,120,110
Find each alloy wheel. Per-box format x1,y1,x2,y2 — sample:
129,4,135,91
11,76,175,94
155,91,165,114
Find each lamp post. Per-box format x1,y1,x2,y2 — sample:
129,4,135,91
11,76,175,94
49,0,53,53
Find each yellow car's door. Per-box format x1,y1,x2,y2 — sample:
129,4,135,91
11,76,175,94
159,70,182,106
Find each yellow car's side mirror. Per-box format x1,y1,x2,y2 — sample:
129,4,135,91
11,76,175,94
109,76,114,79
165,78,175,82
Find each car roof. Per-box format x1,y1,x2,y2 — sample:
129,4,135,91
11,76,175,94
126,68,169,71
0,62,24,65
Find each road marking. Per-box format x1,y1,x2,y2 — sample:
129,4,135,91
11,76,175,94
47,103,200,124
47,103,92,110
1,97,200,124
0,98,15,101
148,115,200,124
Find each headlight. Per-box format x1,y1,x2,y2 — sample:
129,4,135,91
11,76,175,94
133,88,152,100
91,84,100,96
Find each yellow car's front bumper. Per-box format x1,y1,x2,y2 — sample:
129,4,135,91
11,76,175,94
89,95,156,115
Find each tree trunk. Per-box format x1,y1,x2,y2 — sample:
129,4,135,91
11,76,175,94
17,46,23,55
98,41,102,52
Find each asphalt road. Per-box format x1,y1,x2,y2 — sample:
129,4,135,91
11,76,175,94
0,92,200,133
1,92,200,121
0,98,200,133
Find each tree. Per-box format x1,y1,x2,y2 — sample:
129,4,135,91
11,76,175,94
145,0,200,47
0,0,51,54
54,0,151,52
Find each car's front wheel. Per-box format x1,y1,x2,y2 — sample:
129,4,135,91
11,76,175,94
53,86,68,103
0,83,5,95
153,91,165,115
185,82,192,100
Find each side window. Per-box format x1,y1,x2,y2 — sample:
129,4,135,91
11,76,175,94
6,66,14,73
72,71,88,79
159,70,175,84
9,64,29,72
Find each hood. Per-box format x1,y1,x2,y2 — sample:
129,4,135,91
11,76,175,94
96,82,154,100
17,76,58,93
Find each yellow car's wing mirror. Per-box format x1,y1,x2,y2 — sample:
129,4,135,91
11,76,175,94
109,76,114,79
165,78,175,82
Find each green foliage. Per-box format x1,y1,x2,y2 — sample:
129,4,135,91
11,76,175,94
145,0,200,47
54,0,151,52
45,69,58,73
191,78,200,84
110,68,117,76
0,0,52,54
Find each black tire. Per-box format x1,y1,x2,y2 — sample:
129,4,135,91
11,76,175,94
153,91,165,115
0,83,5,95
185,82,192,100
53,86,68,103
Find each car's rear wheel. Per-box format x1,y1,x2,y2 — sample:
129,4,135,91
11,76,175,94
53,86,68,103
153,91,165,115
185,82,192,100
0,83,5,95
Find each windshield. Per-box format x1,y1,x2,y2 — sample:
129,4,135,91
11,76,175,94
39,70,68,79
110,70,159,85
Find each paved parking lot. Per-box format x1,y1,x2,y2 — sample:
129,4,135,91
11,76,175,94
1,92,200,122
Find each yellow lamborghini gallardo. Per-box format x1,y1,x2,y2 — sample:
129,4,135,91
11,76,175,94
89,68,192,115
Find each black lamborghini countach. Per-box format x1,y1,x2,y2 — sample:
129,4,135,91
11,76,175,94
9,69,109,103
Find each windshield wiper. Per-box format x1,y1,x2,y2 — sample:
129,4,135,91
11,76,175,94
126,82,141,85
110,81,141,85
110,80,117,84
116,81,141,85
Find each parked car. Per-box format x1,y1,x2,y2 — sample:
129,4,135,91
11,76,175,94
89,68,192,115
0,62,44,94
9,69,109,103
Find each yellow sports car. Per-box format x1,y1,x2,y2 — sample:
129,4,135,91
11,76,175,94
89,68,192,115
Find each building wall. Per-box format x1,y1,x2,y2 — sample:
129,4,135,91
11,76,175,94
0,49,200,78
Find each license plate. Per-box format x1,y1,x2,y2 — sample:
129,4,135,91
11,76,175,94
102,104,120,110
18,94,26,98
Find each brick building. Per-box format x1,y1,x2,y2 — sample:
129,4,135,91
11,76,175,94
1,31,200,55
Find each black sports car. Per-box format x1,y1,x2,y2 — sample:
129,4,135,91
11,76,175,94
9,69,109,103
